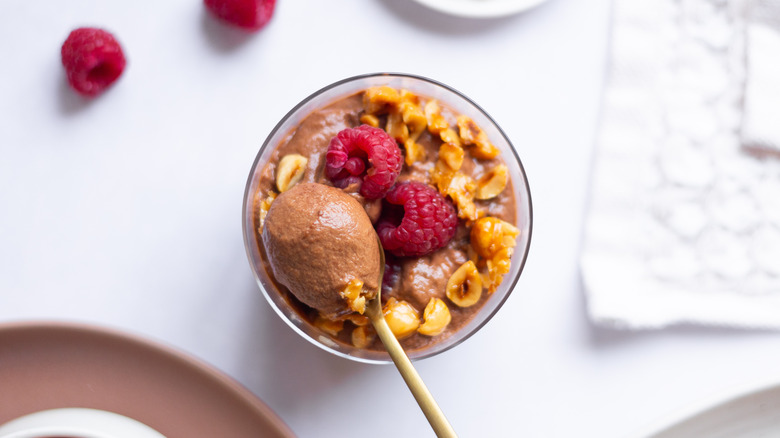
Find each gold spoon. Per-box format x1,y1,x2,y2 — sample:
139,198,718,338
364,239,458,438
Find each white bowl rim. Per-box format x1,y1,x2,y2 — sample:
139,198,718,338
628,377,780,438
0,407,166,438
411,0,549,19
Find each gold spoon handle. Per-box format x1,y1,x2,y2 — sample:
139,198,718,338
368,303,458,438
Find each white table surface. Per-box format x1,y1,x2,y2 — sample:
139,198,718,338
3,0,780,437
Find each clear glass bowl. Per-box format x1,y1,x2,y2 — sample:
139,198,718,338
242,73,533,364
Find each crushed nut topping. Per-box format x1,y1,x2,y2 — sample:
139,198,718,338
351,325,376,348
439,142,464,171
256,190,277,233
314,315,344,337
423,99,449,135
359,113,380,128
364,86,430,166
432,168,480,222
340,278,367,314
275,154,308,193
363,86,401,115
383,297,421,339
457,115,499,159
476,164,508,200
471,217,520,293
418,298,452,336
446,260,483,307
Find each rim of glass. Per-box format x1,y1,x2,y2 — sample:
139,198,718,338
242,72,533,364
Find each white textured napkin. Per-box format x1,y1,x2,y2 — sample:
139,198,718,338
581,0,780,329
742,0,780,154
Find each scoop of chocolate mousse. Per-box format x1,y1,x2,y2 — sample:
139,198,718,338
261,182,380,317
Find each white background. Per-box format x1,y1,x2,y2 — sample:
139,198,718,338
2,0,780,437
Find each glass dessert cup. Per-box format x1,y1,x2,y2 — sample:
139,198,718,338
242,73,533,364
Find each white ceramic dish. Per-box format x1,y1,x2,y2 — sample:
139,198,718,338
0,408,165,438
634,379,780,438
411,0,549,18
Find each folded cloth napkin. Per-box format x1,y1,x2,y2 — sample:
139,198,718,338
580,0,780,330
741,0,780,154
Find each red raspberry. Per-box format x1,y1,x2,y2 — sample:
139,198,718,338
376,182,459,257
382,253,402,294
61,28,126,97
204,0,276,31
325,125,403,200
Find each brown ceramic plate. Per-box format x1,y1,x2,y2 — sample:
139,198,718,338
0,321,294,438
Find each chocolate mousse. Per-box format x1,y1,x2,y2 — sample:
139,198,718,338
262,182,380,317
252,85,520,353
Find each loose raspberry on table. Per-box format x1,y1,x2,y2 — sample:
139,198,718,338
325,125,403,200
61,28,126,97
204,0,276,32
376,181,459,257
